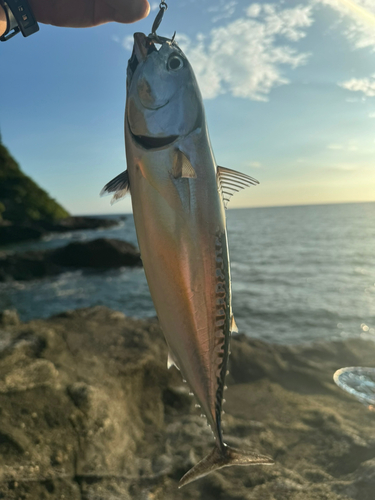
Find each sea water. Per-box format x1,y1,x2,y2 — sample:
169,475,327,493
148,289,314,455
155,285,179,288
1,202,374,345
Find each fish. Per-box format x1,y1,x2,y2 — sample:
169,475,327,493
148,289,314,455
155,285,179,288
101,31,274,487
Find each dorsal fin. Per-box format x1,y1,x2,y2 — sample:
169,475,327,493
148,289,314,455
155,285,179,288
100,170,130,205
172,151,197,179
217,166,258,208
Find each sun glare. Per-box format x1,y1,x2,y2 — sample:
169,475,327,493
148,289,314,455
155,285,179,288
338,0,375,25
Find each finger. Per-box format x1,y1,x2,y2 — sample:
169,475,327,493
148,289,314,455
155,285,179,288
29,0,150,28
102,0,150,24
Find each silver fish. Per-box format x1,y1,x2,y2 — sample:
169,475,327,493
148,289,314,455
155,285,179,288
102,32,274,487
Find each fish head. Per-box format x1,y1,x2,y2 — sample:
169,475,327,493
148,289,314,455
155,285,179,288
126,32,203,146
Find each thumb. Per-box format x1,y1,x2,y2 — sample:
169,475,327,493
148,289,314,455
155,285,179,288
105,0,150,23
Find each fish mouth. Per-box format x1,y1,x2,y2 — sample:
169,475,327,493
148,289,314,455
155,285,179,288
128,33,158,82
128,122,178,150
127,98,203,150
143,100,170,111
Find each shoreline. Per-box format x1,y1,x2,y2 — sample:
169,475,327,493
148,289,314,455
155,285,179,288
0,306,374,499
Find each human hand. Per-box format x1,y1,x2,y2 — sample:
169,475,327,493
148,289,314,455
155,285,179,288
0,0,149,34
0,4,6,36
29,0,150,27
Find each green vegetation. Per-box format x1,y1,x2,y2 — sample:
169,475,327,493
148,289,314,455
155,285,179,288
0,136,69,223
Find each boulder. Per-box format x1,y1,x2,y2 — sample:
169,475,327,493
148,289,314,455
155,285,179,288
0,224,46,245
50,238,141,268
0,238,141,281
0,251,62,281
0,217,120,246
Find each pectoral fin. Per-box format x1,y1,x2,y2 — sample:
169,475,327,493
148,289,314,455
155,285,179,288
217,166,258,208
172,151,197,179
100,170,130,204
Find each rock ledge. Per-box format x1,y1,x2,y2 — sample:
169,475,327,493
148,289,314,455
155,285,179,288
0,306,373,499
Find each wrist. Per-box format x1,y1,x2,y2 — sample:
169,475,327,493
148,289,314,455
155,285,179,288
0,0,39,41
0,4,6,36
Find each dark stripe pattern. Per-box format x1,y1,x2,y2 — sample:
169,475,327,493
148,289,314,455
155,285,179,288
213,230,231,449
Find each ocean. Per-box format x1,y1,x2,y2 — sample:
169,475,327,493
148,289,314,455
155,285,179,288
1,202,374,345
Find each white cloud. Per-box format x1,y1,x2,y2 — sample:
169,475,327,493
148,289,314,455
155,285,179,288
328,163,361,171
112,34,134,51
207,0,237,23
122,35,134,51
339,74,375,97
249,161,262,168
150,1,159,11
118,3,312,101
313,0,375,51
345,96,366,103
327,141,359,151
369,112,375,118
177,4,313,100
243,161,262,168
247,4,262,18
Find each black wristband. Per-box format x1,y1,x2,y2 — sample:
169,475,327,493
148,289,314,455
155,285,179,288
0,0,39,41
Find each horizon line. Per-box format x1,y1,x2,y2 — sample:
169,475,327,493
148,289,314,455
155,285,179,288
75,199,375,217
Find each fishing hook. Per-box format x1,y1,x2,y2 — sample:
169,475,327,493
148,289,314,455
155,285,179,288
149,1,176,44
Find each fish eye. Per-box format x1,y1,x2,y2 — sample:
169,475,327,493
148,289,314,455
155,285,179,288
167,54,184,71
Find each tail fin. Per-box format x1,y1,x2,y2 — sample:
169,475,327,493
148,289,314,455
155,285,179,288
179,444,274,488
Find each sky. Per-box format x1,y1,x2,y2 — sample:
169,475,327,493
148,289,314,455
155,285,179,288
0,0,375,215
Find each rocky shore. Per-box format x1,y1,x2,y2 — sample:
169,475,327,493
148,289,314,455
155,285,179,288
0,216,120,245
0,238,141,281
0,306,374,499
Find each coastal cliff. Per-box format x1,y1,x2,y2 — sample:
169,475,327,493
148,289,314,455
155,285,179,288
0,306,374,500
0,138,119,244
0,138,69,224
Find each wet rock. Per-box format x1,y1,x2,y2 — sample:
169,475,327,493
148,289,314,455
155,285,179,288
0,359,59,393
0,310,20,327
0,238,141,281
0,217,119,246
0,224,46,245
50,238,141,268
0,251,62,281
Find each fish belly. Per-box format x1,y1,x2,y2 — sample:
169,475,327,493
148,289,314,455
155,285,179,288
128,151,230,430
